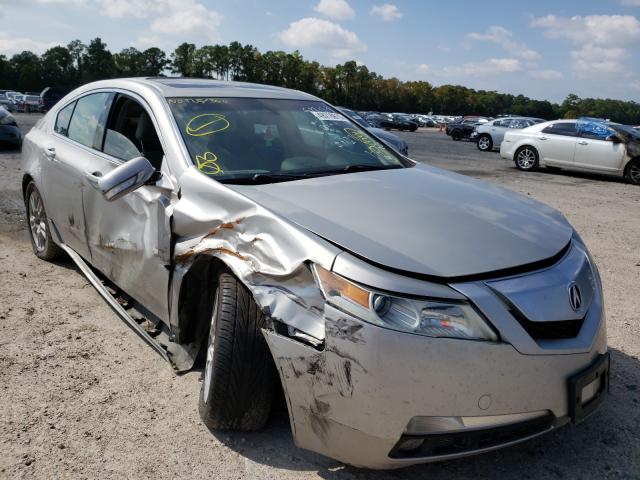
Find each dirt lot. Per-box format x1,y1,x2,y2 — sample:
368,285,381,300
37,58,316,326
1,114,639,479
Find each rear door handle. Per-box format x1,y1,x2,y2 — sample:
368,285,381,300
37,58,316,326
578,141,588,146
44,146,56,161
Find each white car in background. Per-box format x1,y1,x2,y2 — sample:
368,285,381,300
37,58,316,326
500,119,640,185
472,117,544,152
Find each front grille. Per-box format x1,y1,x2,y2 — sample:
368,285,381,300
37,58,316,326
488,287,585,340
389,414,554,459
518,318,584,339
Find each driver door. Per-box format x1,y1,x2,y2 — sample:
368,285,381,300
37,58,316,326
82,93,173,322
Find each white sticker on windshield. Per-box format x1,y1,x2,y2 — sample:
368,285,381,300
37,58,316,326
310,111,349,122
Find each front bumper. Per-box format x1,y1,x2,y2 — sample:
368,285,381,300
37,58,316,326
264,279,607,469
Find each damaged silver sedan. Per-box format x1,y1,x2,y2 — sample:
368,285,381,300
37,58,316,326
21,78,608,469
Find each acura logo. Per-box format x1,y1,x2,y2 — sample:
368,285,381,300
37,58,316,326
568,283,582,312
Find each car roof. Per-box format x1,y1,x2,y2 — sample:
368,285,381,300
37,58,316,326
127,77,319,100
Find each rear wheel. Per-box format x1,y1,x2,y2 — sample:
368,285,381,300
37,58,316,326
199,270,276,431
515,146,539,171
477,134,493,152
624,158,640,185
25,182,63,260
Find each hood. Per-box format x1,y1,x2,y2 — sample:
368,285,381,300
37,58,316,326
229,164,573,279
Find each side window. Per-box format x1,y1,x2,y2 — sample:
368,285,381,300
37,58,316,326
54,101,76,136
103,95,164,169
67,93,111,149
542,122,578,137
493,120,504,127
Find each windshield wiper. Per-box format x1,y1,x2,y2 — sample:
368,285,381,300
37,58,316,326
220,172,312,185
309,164,404,176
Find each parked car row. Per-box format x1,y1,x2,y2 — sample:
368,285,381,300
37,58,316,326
0,87,69,113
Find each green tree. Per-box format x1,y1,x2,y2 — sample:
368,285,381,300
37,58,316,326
82,38,116,82
41,46,76,88
171,42,196,76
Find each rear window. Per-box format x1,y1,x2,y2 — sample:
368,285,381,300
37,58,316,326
542,122,578,137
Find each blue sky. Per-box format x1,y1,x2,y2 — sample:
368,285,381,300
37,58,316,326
1,0,639,103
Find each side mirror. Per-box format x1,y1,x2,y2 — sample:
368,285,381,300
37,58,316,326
86,156,156,202
606,134,621,143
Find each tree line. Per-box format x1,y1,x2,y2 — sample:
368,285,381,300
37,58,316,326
1,37,639,124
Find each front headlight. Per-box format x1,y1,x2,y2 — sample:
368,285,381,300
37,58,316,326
313,265,498,341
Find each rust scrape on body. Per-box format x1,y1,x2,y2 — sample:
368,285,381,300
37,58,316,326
175,247,248,265
201,218,244,239
306,399,332,441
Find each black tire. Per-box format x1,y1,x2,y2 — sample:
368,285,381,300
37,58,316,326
476,134,493,152
624,158,640,185
514,146,539,171
451,131,462,141
199,270,276,431
24,181,63,260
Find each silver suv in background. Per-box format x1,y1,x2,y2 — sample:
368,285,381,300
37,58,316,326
472,117,545,152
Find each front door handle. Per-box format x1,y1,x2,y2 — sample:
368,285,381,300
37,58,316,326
44,146,56,161
578,141,588,146
539,136,547,141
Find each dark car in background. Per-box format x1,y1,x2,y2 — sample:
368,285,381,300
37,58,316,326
338,107,409,155
366,113,417,132
41,86,69,111
446,117,490,141
0,107,22,149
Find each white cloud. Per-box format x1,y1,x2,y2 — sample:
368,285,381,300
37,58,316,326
370,4,402,21
277,17,366,59
0,36,58,55
150,3,222,41
439,58,522,77
570,44,627,76
314,0,355,20
417,63,429,74
531,14,640,79
529,69,564,80
530,14,640,46
621,0,640,5
32,0,86,5
467,26,540,61
98,0,164,18
631,80,640,91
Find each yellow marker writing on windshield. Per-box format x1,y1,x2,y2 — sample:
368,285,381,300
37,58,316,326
195,151,223,175
186,113,230,136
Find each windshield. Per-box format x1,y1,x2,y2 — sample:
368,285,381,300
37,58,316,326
169,97,406,183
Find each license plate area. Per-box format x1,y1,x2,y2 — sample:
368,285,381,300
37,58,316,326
568,352,609,424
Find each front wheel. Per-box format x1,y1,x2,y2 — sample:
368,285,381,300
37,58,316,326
25,182,63,260
515,146,539,171
624,158,640,185
476,134,493,152
199,270,277,431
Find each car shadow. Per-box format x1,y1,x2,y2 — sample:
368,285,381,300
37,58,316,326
211,347,639,479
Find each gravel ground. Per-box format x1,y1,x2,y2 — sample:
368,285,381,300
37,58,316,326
1,115,639,479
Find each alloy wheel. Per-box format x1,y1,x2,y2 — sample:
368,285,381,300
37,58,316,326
28,189,47,252
629,161,640,184
517,148,536,169
478,136,491,151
